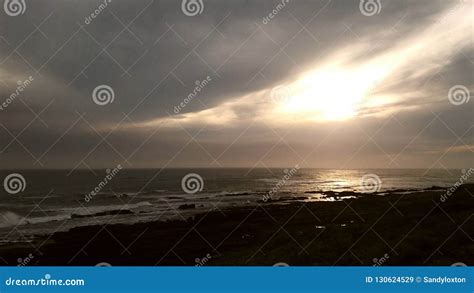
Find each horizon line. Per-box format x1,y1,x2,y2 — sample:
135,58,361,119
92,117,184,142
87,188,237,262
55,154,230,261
0,167,469,171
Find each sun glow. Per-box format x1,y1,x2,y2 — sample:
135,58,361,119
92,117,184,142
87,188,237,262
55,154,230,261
129,3,470,129
271,4,471,123
276,65,385,121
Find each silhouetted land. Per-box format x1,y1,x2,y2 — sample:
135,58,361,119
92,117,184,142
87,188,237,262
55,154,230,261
1,184,473,266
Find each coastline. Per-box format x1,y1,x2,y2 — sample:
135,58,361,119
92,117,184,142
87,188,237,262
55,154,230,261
1,184,472,266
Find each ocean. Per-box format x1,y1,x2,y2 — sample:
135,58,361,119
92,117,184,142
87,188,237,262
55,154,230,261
0,168,471,244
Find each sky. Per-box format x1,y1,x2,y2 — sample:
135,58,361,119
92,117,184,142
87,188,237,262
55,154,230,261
0,0,472,169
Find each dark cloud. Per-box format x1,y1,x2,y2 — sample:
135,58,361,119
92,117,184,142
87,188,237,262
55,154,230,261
0,0,472,169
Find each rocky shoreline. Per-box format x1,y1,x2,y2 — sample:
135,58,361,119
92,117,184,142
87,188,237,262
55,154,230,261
0,184,472,266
